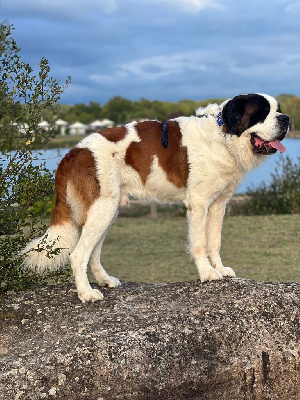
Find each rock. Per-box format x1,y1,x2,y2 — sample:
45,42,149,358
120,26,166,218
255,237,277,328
0,279,299,400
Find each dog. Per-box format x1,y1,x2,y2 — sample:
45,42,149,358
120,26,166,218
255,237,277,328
23,93,289,303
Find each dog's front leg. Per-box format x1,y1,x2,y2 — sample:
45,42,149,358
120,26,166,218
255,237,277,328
187,204,223,282
206,199,236,278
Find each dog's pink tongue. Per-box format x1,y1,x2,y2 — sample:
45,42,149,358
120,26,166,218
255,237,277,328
254,137,264,147
269,140,286,153
254,137,286,153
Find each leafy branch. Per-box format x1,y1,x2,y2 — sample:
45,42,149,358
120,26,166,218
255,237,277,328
0,23,71,293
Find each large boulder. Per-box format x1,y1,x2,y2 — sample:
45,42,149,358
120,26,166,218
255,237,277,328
0,279,299,400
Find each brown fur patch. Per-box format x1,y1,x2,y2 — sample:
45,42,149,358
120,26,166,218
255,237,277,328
99,126,127,143
125,121,188,187
50,148,100,226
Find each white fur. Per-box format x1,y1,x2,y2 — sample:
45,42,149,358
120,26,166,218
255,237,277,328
22,223,79,273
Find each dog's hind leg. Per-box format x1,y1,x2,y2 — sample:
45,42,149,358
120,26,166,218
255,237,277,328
70,197,119,303
89,222,121,288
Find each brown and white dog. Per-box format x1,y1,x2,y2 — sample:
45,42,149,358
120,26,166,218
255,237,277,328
23,93,289,303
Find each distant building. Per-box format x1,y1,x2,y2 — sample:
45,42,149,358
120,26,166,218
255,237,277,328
54,119,68,136
37,120,50,131
12,118,115,136
17,122,29,135
68,121,87,135
89,118,114,131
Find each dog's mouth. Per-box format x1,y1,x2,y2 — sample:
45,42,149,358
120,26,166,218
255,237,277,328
250,133,286,155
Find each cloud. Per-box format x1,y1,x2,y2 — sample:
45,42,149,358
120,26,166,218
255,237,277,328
283,0,300,12
2,0,300,104
88,33,299,83
141,0,222,13
3,0,118,23
3,0,218,23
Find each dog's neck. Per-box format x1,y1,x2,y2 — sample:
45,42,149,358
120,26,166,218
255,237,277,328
194,103,224,128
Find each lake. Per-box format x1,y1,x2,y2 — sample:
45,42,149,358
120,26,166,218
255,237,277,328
31,137,299,195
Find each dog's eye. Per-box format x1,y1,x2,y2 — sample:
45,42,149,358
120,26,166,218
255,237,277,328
276,103,281,113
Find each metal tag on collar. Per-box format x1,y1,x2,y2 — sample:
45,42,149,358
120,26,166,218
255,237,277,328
217,112,223,126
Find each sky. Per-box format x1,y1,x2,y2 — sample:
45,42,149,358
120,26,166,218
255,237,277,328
1,0,300,105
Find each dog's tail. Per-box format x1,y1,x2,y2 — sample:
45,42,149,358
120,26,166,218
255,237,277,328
21,223,79,273
22,149,84,273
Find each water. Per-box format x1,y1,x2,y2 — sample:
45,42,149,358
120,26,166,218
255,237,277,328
30,138,299,195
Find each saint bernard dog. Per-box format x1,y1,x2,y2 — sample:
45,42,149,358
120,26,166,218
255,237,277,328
23,93,289,303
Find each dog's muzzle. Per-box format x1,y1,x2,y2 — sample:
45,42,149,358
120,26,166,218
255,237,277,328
277,114,290,132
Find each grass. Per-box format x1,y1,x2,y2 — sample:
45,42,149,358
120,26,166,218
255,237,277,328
89,209,300,284
220,214,300,282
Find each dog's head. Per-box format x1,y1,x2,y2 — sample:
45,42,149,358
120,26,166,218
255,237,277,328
221,94,289,155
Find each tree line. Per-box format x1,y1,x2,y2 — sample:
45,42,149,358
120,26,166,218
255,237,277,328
53,97,224,125
3,95,300,141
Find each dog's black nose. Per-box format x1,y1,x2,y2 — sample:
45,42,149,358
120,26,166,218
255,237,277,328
277,114,289,128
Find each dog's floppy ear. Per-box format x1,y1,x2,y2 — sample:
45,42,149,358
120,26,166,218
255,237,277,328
221,95,248,136
222,94,270,136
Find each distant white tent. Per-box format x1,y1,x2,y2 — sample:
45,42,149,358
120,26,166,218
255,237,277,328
101,118,114,128
89,118,114,131
18,122,29,135
69,121,87,135
55,119,69,136
37,120,50,131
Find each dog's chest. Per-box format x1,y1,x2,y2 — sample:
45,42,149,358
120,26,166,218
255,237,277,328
183,130,244,198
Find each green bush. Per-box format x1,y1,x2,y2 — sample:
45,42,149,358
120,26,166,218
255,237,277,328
232,156,300,215
0,23,70,294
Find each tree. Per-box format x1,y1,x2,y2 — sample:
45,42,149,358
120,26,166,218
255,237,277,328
0,23,71,293
102,96,134,123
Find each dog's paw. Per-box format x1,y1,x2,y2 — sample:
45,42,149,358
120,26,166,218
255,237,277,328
199,267,223,283
217,266,236,278
214,265,236,278
96,275,121,288
78,288,104,303
105,276,121,288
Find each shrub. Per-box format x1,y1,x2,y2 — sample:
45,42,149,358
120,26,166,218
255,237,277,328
0,23,71,294
231,156,300,215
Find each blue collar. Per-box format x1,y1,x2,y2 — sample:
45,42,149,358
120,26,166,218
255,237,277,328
195,111,224,127
217,112,223,126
